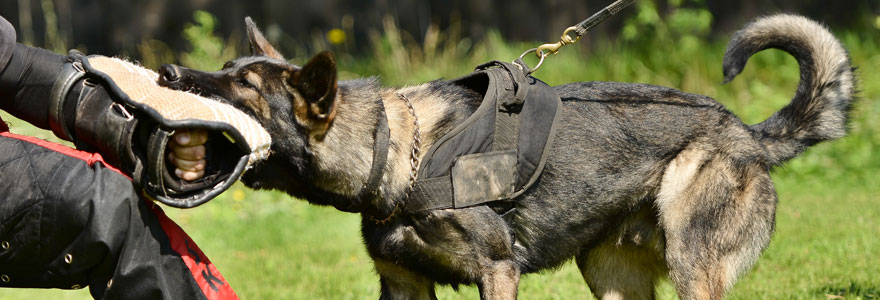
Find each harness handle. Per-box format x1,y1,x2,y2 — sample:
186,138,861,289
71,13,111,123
516,0,635,73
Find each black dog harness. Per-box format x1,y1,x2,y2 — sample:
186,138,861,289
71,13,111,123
366,61,562,218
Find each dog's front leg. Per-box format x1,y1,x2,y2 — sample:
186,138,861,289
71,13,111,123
477,260,520,300
374,258,438,300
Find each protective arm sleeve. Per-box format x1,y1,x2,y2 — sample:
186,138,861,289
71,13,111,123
0,43,77,132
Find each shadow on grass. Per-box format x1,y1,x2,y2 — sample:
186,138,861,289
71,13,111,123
815,282,880,299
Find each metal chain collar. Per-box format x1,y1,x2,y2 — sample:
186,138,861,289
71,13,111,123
371,92,421,225
400,92,422,196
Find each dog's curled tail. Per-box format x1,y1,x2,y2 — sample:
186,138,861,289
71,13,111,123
722,14,856,166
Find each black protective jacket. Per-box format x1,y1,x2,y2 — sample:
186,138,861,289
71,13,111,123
0,16,238,300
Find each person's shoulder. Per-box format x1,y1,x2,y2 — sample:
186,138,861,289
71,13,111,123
0,16,17,70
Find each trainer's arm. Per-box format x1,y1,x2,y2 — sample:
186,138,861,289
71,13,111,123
0,15,13,92
0,16,206,181
0,19,65,130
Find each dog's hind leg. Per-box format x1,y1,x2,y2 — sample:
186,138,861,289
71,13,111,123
576,206,666,300
375,258,438,300
656,147,777,300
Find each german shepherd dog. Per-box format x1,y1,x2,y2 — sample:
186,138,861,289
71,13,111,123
158,14,855,299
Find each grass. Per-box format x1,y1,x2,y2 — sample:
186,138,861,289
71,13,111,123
2,13,879,300
4,185,874,299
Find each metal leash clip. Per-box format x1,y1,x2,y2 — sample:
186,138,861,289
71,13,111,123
537,26,582,57
515,0,635,74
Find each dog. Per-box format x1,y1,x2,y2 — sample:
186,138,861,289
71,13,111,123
158,14,855,300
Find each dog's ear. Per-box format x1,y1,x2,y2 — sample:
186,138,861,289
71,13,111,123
290,51,339,136
245,17,285,60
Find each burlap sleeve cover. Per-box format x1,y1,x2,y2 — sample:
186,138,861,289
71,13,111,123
81,55,271,207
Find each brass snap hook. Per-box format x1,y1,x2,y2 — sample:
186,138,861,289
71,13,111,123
536,26,581,56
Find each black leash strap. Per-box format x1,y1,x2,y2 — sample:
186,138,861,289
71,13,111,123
571,0,635,37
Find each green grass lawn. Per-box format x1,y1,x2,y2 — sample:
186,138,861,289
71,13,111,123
170,182,880,299
3,182,875,299
2,15,879,299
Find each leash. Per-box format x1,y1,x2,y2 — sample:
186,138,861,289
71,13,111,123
515,0,635,74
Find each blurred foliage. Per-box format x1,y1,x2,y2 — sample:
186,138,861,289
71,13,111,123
4,0,878,60
178,10,238,71
137,11,239,71
622,0,713,47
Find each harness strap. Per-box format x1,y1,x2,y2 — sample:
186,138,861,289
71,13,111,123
408,176,454,211
360,99,391,202
482,62,525,152
476,60,530,114
482,62,526,220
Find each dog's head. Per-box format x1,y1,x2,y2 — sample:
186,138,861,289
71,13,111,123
159,17,338,135
158,17,342,194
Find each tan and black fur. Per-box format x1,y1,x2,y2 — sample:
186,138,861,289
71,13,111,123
159,15,855,300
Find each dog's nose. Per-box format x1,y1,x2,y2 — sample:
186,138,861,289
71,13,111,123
158,64,181,83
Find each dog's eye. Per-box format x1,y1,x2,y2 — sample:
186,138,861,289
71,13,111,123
222,61,234,69
236,77,256,90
